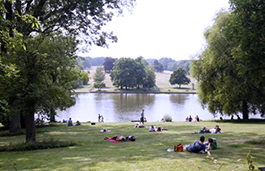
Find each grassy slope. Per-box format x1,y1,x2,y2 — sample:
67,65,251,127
74,66,196,93
0,121,265,170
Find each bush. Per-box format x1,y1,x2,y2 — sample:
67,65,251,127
163,114,172,122
94,82,106,90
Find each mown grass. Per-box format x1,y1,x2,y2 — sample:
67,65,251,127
74,67,196,93
0,120,265,170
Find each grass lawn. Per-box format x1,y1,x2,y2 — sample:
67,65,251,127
74,67,196,93
0,120,265,170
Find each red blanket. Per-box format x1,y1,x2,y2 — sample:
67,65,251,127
104,137,130,143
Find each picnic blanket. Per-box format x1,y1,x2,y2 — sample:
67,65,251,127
104,137,131,143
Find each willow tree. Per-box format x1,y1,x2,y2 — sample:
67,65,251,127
191,8,265,119
1,0,135,142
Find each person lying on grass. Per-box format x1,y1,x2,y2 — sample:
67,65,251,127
135,124,146,128
105,135,135,142
184,135,206,154
204,138,217,150
195,125,221,134
100,129,111,132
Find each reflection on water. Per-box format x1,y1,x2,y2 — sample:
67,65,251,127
56,93,222,122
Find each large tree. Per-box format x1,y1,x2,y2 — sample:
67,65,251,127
1,0,135,142
191,6,265,119
110,58,137,89
169,68,190,88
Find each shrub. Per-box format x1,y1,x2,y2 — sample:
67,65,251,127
163,114,172,122
94,82,106,91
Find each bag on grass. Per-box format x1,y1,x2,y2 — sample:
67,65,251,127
174,143,183,152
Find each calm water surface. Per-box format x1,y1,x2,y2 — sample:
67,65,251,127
56,93,226,122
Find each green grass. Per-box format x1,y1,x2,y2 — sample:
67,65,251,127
0,120,265,170
74,67,196,93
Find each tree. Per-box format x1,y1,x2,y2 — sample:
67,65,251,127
110,58,137,89
169,68,190,88
143,66,156,89
190,7,265,119
153,60,164,72
135,57,146,88
93,66,105,83
80,71,90,85
1,0,135,142
103,57,116,73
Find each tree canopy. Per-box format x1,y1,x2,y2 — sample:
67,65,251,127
191,0,265,119
169,68,190,88
110,57,156,89
93,66,106,83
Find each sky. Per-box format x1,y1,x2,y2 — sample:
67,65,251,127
78,0,230,60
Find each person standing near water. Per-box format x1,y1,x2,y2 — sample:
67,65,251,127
140,109,144,124
98,114,101,122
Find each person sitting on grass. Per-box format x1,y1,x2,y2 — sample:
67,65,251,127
204,138,217,150
67,118,73,126
184,135,206,154
149,125,156,132
75,120,81,126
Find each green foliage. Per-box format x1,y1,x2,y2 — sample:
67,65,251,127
143,66,156,89
154,59,164,72
110,58,138,89
0,139,75,152
80,70,90,85
191,5,265,119
103,57,117,73
110,57,156,89
163,114,172,122
93,82,106,91
93,66,106,83
169,68,191,88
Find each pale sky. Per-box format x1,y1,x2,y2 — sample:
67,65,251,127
78,0,230,60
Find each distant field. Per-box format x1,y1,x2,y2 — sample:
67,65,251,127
74,66,196,93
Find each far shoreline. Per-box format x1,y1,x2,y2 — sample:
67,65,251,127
74,90,197,94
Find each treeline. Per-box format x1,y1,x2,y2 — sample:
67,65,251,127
79,56,192,72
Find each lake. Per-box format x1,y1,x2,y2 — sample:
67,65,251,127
55,93,229,123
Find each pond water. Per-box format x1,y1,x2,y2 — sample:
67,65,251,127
55,93,230,123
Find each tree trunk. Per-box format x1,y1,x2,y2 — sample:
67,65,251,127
50,108,56,122
25,113,36,142
242,100,249,119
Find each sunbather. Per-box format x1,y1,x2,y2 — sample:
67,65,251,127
195,125,221,134
184,135,206,154
204,138,217,150
105,135,135,142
